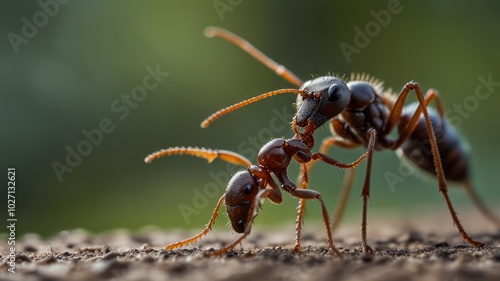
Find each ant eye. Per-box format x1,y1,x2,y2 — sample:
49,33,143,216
327,84,342,102
244,184,253,195
238,220,246,228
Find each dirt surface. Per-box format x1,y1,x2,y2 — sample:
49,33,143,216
1,217,500,281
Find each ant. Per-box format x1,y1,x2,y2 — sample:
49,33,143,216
144,137,370,256
200,26,500,253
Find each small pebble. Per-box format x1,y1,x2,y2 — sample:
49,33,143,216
57,251,71,259
39,255,57,264
434,242,449,248
398,231,422,244
417,252,430,259
24,245,38,252
15,254,31,263
436,250,452,260
102,251,121,261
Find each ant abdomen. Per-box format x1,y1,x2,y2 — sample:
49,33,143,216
398,103,469,182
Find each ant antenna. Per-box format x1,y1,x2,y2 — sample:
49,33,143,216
144,146,252,167
201,89,306,128
204,26,304,87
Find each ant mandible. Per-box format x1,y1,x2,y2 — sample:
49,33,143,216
200,26,500,253
145,137,369,256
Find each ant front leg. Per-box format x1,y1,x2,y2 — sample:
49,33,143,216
294,163,308,252
311,138,371,170
295,133,361,244
300,148,357,233
314,129,377,253
390,82,484,248
298,132,360,189
288,188,342,257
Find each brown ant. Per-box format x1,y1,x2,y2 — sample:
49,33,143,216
145,138,369,256
200,26,500,253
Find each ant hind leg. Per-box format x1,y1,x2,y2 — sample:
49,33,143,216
391,82,484,248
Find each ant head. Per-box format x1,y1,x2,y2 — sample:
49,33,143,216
295,76,351,131
224,170,261,233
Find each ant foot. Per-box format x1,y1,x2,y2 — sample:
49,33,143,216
332,247,343,258
293,244,301,253
469,239,486,248
363,244,374,254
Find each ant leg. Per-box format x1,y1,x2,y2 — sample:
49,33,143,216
299,136,360,188
310,129,377,253
294,163,307,252
146,147,256,251
204,26,303,87
213,189,273,256
358,129,377,253
389,89,445,148
145,147,252,167
312,121,370,169
294,135,360,250
331,168,356,232
392,82,484,247
312,143,368,169
288,188,342,257
166,195,226,250
390,88,499,229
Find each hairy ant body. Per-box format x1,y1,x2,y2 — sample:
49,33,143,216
201,27,500,253
145,137,369,256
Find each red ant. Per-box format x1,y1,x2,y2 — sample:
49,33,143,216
145,138,369,256
200,26,500,253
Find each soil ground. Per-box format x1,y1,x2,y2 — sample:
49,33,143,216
1,215,499,281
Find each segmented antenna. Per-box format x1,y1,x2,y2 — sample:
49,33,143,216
204,26,303,87
201,89,305,128
144,147,251,167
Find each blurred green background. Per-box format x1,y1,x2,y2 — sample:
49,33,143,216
1,0,499,237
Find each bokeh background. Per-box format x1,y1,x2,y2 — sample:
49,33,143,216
1,0,499,238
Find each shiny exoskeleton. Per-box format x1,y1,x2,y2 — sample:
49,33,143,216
200,26,499,254
398,103,467,181
144,137,367,256
292,75,496,252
